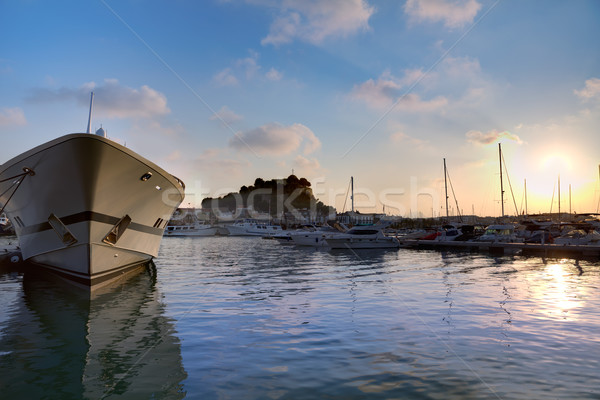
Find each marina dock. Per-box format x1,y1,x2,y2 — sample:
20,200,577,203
397,239,600,258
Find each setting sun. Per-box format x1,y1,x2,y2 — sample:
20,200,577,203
541,152,573,174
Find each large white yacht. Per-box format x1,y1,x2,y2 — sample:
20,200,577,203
325,225,400,249
0,109,185,286
224,219,283,236
290,224,347,247
164,221,227,236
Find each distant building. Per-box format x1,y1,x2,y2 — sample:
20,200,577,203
336,211,387,225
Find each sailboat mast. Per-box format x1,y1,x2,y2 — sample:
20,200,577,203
351,176,354,213
444,158,449,219
499,143,505,218
558,174,561,223
569,184,572,215
524,179,528,217
86,92,94,134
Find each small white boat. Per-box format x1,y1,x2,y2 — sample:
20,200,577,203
476,224,522,243
224,219,283,236
554,229,600,245
325,225,400,249
423,224,462,241
164,221,226,236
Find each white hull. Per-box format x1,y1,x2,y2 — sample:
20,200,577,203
224,222,283,236
326,237,400,249
324,225,400,249
0,134,185,285
291,232,337,247
476,224,522,243
164,224,225,236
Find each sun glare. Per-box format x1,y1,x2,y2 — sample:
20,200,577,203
541,152,573,173
501,144,600,214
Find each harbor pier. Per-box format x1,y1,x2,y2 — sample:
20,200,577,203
397,239,600,259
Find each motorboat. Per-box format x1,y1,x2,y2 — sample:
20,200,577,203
554,229,600,245
324,225,400,249
164,221,226,236
290,224,346,247
270,232,294,244
224,219,283,236
436,225,462,241
524,230,554,244
0,99,185,286
476,224,522,243
421,224,462,241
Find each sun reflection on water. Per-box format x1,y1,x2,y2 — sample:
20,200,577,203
530,260,586,321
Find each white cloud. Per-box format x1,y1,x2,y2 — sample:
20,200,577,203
404,0,481,29
0,107,26,127
350,70,447,112
390,131,430,149
397,93,448,112
236,50,261,79
229,122,321,156
293,155,321,175
266,68,283,81
442,56,481,78
210,106,243,124
350,56,496,114
466,129,523,146
94,80,169,118
28,79,170,119
214,50,284,85
575,78,600,102
198,149,250,175
261,0,374,46
435,56,498,108
213,67,239,86
351,74,403,108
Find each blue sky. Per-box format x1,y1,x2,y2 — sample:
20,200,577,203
1,0,599,217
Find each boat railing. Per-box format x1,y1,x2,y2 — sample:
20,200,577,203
172,175,185,190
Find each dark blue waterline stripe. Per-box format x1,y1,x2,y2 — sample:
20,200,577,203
20,211,163,236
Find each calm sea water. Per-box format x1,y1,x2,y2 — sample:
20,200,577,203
1,235,600,399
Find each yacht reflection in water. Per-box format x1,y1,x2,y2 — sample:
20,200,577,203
0,263,187,399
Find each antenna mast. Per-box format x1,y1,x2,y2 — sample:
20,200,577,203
86,92,94,134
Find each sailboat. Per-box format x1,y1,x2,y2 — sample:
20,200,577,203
477,143,521,243
0,93,185,286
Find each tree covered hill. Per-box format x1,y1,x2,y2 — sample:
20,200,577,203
201,175,335,218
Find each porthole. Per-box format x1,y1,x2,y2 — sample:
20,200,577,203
140,172,153,181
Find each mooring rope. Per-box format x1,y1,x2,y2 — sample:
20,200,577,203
0,167,35,216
